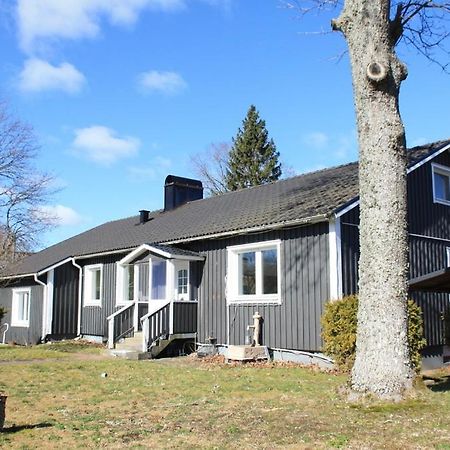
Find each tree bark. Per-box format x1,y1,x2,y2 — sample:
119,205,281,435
332,0,414,399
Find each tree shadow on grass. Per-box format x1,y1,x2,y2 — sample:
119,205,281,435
1,422,53,433
423,375,450,392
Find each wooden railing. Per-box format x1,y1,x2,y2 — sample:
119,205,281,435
106,302,135,349
140,300,171,352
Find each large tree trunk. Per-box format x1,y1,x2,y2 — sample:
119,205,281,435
332,0,414,399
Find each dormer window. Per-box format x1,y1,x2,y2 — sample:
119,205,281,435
432,163,450,205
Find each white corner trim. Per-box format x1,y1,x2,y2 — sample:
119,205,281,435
328,218,342,300
71,259,83,336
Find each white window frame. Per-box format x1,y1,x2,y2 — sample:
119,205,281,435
11,287,31,327
115,263,139,306
432,163,450,206
227,240,282,304
83,264,103,306
175,261,190,301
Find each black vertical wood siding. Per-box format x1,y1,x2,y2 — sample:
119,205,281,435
81,254,124,338
0,277,44,345
186,222,330,352
340,149,450,346
52,263,79,337
172,302,197,333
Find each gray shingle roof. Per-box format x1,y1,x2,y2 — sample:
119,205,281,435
6,139,450,277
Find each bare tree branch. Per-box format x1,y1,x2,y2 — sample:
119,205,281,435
0,100,57,273
190,142,231,196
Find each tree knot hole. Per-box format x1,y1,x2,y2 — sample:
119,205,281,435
366,62,387,82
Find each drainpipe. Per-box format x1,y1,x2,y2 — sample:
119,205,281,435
71,258,83,337
34,274,47,341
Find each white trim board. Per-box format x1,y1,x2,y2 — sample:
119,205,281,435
336,142,450,218
328,218,343,300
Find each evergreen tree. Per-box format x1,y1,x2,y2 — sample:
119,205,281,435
225,105,281,190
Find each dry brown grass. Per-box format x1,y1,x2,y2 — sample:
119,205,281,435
0,348,449,449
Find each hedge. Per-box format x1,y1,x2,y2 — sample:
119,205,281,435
321,295,426,372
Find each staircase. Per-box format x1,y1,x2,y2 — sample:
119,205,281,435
109,332,150,360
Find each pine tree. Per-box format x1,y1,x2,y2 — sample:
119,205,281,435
225,105,281,190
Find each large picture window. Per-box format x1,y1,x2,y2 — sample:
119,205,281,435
84,264,103,306
227,240,281,303
11,288,31,327
432,163,450,205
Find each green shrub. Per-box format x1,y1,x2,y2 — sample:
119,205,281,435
0,306,5,324
321,296,426,372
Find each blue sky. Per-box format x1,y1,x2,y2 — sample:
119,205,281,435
0,0,449,248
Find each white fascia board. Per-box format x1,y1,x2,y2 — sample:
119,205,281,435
37,257,73,276
0,273,36,281
407,142,450,173
335,143,450,219
335,200,359,218
120,243,204,264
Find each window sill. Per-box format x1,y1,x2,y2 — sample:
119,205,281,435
11,322,29,328
433,198,450,206
227,296,281,305
84,302,102,307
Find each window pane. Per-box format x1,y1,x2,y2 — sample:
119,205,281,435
435,172,450,201
127,265,134,301
17,291,29,321
151,260,166,299
240,252,256,295
262,249,278,294
94,269,101,300
178,269,188,294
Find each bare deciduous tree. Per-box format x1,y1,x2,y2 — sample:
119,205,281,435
0,101,56,273
190,142,231,196
287,0,450,399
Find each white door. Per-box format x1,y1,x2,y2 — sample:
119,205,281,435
175,261,190,301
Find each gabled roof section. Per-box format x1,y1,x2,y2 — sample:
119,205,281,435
5,139,449,277
120,244,204,264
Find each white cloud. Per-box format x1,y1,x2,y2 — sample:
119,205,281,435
137,70,187,95
17,0,186,52
18,58,86,93
72,126,140,165
302,132,329,149
36,205,84,226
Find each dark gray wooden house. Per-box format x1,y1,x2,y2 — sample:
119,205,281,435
1,141,450,367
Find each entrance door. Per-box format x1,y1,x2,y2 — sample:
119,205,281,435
175,261,190,301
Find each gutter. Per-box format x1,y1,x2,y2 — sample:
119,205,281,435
71,258,83,337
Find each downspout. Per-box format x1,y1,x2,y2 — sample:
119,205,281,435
71,258,83,337
34,274,47,342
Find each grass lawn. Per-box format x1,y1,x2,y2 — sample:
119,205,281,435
0,345,449,449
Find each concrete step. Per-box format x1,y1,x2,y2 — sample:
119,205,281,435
109,349,151,360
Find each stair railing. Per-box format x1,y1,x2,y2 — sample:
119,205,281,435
106,301,136,349
0,323,9,344
140,300,171,352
